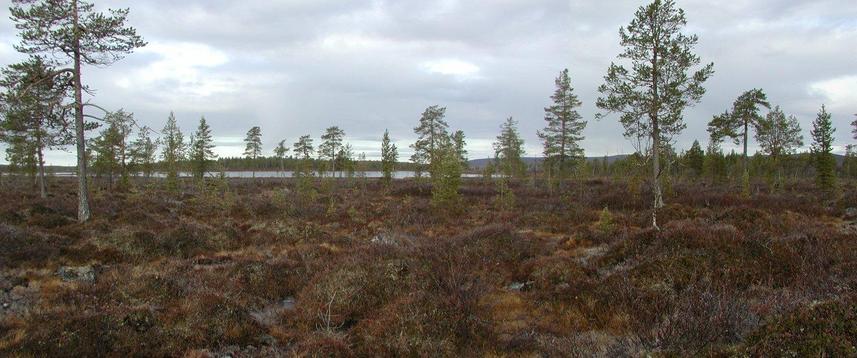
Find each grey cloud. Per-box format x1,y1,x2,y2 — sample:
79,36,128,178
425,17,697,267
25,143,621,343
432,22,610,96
1,0,856,164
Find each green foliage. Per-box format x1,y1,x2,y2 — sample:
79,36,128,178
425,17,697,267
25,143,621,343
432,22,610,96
189,117,216,181
11,0,147,221
410,105,449,178
0,57,74,196
431,143,462,213
756,106,803,187
242,126,262,177
161,112,185,191
90,110,133,189
381,129,398,185
708,89,770,195
702,139,727,183
319,126,345,174
684,140,704,177
90,119,123,188
845,145,857,179
708,89,770,146
494,177,515,211
539,68,586,178
128,126,158,178
756,106,803,158
494,117,527,178
293,134,315,194
811,105,836,193
596,0,714,227
273,139,289,174
594,207,616,234
451,129,468,170
293,134,314,161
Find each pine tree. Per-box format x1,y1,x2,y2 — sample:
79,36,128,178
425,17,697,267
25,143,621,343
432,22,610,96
103,109,135,188
431,141,462,213
410,105,449,178
274,139,289,176
451,129,468,169
756,106,803,187
539,69,586,179
11,0,146,222
319,126,345,176
380,129,398,185
851,114,857,141
596,0,714,229
707,89,770,194
128,126,158,179
0,57,73,198
161,111,185,190
702,138,727,183
811,105,836,193
493,117,527,178
243,126,262,178
293,134,314,176
91,121,122,189
190,117,216,180
684,140,704,177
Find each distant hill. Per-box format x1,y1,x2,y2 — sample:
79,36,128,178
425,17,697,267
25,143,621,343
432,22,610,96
467,155,630,170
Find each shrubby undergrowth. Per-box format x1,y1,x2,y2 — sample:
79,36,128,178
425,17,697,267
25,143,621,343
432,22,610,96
0,177,855,356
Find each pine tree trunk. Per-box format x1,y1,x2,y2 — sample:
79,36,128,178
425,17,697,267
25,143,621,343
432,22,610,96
37,143,46,199
651,40,663,230
72,0,92,222
742,120,750,195
652,120,663,230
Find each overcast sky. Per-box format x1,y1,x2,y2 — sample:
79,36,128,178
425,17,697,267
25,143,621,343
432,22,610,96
1,0,856,165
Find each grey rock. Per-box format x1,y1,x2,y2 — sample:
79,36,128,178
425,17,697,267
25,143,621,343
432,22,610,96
57,265,97,283
370,231,414,246
844,207,857,220
507,281,533,291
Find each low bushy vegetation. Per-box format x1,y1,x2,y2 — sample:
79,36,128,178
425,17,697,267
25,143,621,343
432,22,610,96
0,176,855,356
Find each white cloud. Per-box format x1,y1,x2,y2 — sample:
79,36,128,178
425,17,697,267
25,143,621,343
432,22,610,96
810,75,857,107
421,59,480,79
115,41,233,99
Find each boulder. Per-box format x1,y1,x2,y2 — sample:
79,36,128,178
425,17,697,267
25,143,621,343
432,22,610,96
57,265,97,283
844,207,857,220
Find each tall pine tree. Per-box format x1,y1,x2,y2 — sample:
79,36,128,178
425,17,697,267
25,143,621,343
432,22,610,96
707,89,770,194
810,105,836,193
494,117,527,178
596,0,714,229
756,106,803,186
190,117,216,180
319,126,345,176
11,0,146,221
161,111,185,190
243,126,262,178
380,129,398,185
274,139,289,176
0,57,73,198
539,69,586,179
410,105,449,178
128,126,158,179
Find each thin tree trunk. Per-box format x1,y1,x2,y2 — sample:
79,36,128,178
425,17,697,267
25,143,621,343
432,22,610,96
742,120,749,195
652,120,662,230
73,0,91,222
651,33,663,230
37,144,46,199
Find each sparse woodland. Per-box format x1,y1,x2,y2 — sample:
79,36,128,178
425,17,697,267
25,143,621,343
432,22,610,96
1,0,856,356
